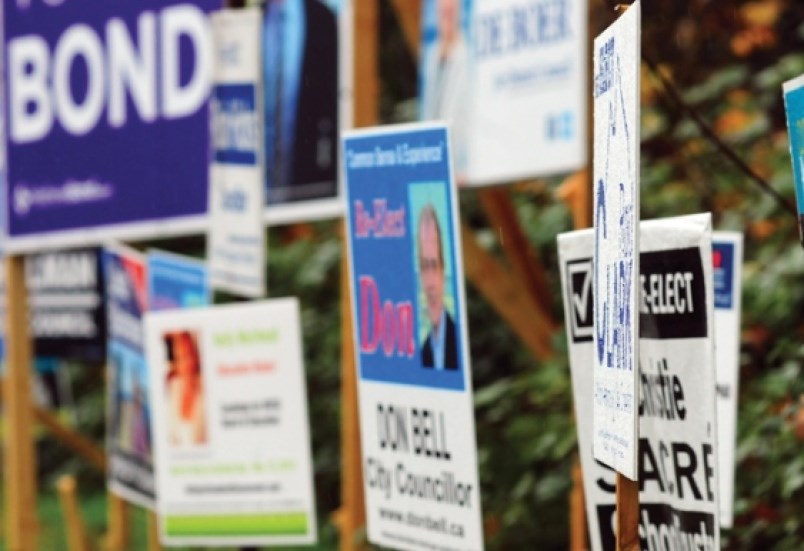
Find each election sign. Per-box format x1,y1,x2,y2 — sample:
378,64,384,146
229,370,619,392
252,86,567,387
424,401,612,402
261,0,345,224
712,231,743,528
0,248,105,361
147,250,210,312
144,299,317,546
105,244,154,508
592,0,641,479
27,248,106,362
208,7,266,298
344,124,484,551
2,0,220,252
783,75,804,245
419,0,587,185
559,214,720,551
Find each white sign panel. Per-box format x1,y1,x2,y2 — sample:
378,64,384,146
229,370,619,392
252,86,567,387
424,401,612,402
592,0,641,479
343,124,484,551
145,299,317,547
712,231,743,528
208,8,266,298
419,0,587,186
559,214,720,551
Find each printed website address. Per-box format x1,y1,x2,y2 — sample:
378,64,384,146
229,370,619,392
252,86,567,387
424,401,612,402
378,506,467,550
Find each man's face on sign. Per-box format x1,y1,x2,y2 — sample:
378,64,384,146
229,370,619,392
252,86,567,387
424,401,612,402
419,215,445,328
438,0,460,43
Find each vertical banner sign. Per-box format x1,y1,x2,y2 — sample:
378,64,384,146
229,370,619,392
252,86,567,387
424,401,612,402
144,299,317,546
419,0,587,186
712,231,743,529
2,0,219,253
782,75,804,245
208,8,266,298
559,214,721,551
105,244,154,508
147,250,210,312
344,124,484,551
27,248,106,362
592,0,641,480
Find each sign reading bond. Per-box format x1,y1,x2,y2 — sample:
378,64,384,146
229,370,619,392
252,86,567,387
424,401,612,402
592,0,641,480
344,124,484,551
2,0,219,252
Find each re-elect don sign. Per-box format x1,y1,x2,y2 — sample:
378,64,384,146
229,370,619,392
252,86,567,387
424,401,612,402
2,0,219,252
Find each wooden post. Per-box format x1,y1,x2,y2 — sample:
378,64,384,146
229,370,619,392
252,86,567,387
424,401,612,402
336,224,367,551
334,1,377,549
4,255,38,551
56,475,91,551
34,407,107,473
478,187,558,326
147,511,162,551
104,494,129,551
616,474,640,551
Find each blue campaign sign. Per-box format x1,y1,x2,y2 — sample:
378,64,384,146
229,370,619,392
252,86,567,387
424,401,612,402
3,0,219,252
147,250,209,311
713,241,735,310
783,75,804,245
344,124,467,391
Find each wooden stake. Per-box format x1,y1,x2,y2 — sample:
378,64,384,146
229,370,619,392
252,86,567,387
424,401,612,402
56,475,91,551
34,407,107,473
478,187,559,325
104,494,129,551
147,511,162,551
569,456,588,551
336,222,367,551
616,473,640,551
334,1,377,548
4,255,38,551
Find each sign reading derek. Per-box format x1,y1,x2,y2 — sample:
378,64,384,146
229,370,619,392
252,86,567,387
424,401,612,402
558,214,720,551
344,124,484,551
145,299,317,546
3,0,219,252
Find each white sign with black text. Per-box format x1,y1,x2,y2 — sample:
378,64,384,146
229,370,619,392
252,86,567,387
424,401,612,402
559,214,720,551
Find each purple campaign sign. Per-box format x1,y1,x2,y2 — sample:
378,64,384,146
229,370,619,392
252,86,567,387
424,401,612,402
3,0,219,251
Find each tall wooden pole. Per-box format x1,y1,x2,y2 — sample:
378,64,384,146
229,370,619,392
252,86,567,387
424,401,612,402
3,255,38,551
335,1,377,549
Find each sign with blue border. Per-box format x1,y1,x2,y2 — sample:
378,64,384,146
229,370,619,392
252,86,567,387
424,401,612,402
343,123,484,551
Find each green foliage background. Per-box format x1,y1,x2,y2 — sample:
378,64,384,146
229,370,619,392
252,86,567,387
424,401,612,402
7,1,804,549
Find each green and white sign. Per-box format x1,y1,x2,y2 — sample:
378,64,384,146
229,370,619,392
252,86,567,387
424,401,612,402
144,299,316,547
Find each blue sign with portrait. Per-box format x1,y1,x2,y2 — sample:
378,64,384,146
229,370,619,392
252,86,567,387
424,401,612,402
344,125,467,391
2,0,219,251
147,250,210,312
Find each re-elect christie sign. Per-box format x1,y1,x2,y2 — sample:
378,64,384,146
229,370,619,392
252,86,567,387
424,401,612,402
2,0,218,251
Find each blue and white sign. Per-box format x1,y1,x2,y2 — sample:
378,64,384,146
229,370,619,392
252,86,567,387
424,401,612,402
147,250,209,312
207,8,266,298
783,75,804,245
419,0,587,186
344,123,484,551
2,0,220,252
105,243,154,509
592,0,641,480
712,231,743,528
